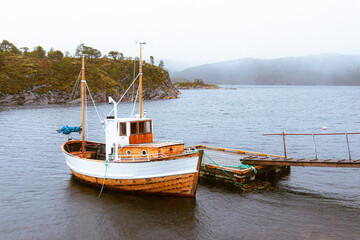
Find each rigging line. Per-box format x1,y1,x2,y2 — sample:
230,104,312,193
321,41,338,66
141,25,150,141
132,57,136,103
85,87,88,139
70,70,80,99
116,73,140,105
76,79,81,99
70,70,82,100
108,73,141,116
131,86,140,118
74,76,82,100
85,82,105,131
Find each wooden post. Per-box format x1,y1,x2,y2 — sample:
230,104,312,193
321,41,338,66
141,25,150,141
190,150,204,197
312,133,318,159
139,43,143,118
282,131,287,158
81,55,85,157
346,132,352,161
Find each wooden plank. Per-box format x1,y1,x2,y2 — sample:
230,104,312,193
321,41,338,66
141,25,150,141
191,145,284,158
242,159,360,168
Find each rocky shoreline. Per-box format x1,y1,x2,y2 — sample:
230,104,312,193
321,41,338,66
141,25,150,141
0,85,180,106
0,53,180,106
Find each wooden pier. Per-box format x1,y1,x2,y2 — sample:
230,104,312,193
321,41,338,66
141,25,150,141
191,141,360,191
191,145,290,187
253,131,360,168
242,156,360,168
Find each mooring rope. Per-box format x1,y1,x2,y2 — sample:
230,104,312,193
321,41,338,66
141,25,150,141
223,164,258,173
203,152,243,187
97,145,128,199
97,158,110,199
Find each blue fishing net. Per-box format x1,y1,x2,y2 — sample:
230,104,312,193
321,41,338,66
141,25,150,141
57,126,82,135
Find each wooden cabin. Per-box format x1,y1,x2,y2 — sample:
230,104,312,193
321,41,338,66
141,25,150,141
104,116,184,161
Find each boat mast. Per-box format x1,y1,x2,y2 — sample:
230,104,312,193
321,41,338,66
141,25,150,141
81,55,85,157
139,42,145,118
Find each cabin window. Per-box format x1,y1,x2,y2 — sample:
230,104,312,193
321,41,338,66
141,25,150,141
139,121,145,134
146,121,152,133
131,122,137,135
119,122,126,136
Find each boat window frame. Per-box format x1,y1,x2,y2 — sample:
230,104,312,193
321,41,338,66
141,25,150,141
130,122,138,135
145,121,152,134
139,121,146,134
119,122,127,136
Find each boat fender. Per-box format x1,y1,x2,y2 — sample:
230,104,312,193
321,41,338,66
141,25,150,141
126,150,132,156
141,150,147,156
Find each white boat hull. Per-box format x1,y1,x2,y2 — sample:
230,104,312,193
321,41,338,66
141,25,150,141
62,141,203,197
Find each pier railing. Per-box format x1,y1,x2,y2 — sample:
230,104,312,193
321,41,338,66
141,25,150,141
263,132,360,160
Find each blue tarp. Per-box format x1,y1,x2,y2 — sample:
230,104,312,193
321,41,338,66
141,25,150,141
57,126,82,135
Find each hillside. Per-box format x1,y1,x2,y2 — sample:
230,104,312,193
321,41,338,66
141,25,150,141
171,54,360,85
0,53,179,105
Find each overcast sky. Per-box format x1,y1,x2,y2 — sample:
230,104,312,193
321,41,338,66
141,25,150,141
1,0,360,69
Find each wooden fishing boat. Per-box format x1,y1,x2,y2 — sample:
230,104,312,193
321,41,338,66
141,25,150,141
59,43,203,197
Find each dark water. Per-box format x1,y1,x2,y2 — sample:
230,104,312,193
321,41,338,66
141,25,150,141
1,86,360,239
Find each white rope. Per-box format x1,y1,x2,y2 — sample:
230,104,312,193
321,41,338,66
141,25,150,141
132,56,136,102
108,73,140,116
85,82,105,131
131,86,140,117
116,73,140,105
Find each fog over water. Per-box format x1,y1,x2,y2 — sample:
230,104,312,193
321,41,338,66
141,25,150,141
171,54,360,85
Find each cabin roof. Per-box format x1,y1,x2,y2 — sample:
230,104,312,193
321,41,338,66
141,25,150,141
115,117,153,122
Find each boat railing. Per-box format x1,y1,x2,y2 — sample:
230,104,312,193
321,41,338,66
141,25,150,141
121,140,184,147
153,139,184,144
115,152,169,162
184,147,198,154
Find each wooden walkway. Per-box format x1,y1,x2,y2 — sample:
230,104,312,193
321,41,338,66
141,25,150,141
258,131,360,167
241,155,360,168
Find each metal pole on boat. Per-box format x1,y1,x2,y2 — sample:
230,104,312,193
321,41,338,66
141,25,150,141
81,55,85,157
108,96,118,161
138,42,145,118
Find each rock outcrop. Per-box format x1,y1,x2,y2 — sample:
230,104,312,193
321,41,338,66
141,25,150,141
0,54,180,105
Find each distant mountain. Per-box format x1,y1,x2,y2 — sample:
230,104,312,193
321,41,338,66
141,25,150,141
170,54,360,85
